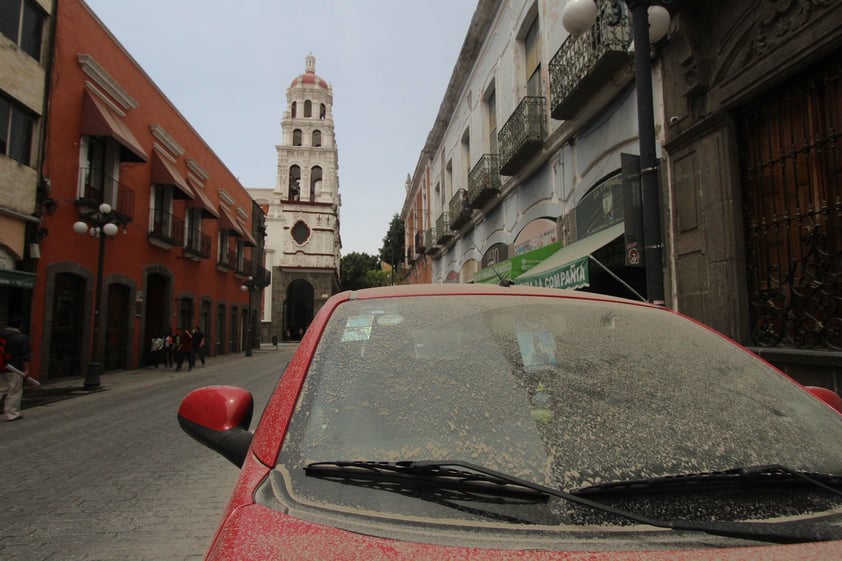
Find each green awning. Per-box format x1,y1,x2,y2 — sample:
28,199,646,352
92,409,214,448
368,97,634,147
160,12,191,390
515,223,624,290
0,269,36,289
474,241,561,284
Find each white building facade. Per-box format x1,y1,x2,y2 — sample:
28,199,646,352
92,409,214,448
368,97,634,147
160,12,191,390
404,0,653,300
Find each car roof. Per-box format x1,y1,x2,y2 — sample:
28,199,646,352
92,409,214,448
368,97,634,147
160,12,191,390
340,283,653,306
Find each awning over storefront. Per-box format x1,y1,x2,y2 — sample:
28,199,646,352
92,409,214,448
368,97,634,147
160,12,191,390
185,178,219,219
474,241,562,284
80,90,148,163
0,269,36,289
515,223,625,290
151,151,194,200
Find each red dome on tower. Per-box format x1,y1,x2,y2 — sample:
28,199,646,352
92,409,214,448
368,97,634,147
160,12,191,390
290,53,329,90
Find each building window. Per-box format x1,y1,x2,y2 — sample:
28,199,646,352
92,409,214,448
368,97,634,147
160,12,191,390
319,103,326,119
291,220,310,245
0,0,45,62
524,16,542,97
186,207,202,251
218,230,231,264
0,94,35,166
312,130,321,147
291,101,297,118
288,165,301,201
150,184,174,238
487,87,497,153
293,129,302,146
310,166,322,201
304,100,312,118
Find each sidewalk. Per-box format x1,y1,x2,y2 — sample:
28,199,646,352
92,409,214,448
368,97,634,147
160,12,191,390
18,342,299,409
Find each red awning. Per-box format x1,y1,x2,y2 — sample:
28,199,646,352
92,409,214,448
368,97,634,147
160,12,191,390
218,205,244,235
237,218,258,247
80,90,148,163
151,151,194,200
186,181,220,219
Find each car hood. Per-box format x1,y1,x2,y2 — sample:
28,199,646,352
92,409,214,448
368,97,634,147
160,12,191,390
205,502,842,561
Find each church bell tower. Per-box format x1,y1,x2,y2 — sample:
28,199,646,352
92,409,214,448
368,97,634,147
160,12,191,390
266,53,341,340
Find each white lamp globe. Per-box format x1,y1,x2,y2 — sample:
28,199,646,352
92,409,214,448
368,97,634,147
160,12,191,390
561,0,598,35
240,284,248,292
73,221,89,235
98,202,112,215
102,222,119,237
648,5,670,43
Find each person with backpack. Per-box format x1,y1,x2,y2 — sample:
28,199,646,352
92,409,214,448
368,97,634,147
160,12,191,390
0,316,33,422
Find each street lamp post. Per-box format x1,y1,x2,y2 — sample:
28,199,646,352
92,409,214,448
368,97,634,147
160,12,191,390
73,203,120,389
562,0,669,305
240,276,255,357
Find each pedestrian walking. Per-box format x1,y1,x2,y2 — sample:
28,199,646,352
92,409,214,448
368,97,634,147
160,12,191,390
192,326,206,367
0,316,33,422
175,327,193,371
162,328,174,368
272,333,278,350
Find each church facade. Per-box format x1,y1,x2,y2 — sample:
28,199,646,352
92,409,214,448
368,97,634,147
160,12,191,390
250,54,341,342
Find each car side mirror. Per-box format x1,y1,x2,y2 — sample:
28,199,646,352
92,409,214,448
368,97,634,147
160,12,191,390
177,385,255,467
805,386,842,414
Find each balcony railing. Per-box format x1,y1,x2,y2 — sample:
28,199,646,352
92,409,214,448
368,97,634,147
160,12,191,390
435,213,453,245
449,188,472,231
424,229,438,254
184,229,211,259
549,0,633,120
468,154,502,209
254,263,271,287
148,210,184,247
498,96,546,176
77,167,135,222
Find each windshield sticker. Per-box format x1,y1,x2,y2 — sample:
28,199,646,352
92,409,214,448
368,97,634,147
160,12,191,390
517,329,558,371
376,313,404,326
341,315,374,341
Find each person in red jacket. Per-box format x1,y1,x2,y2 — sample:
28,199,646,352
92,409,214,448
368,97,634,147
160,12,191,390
174,327,194,372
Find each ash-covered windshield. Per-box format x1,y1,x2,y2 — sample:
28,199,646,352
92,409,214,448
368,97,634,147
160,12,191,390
282,294,842,492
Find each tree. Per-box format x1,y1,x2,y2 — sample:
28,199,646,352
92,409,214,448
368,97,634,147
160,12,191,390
379,214,405,284
340,252,380,291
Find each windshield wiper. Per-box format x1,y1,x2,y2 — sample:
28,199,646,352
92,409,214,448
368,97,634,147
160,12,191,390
305,460,842,544
304,460,548,503
572,464,842,498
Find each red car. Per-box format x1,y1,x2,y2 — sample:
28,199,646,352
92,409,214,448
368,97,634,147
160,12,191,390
179,284,842,560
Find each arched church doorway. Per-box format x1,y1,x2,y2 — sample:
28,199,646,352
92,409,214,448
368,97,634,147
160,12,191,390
285,280,314,340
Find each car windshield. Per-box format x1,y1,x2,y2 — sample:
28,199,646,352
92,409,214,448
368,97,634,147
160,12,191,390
272,294,842,528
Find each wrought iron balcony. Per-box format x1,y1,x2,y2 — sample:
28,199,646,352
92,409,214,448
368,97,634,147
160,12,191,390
435,213,453,245
449,188,472,231
76,167,135,222
549,1,633,120
468,154,502,209
424,228,438,254
254,263,271,287
148,210,184,247
184,229,211,259
498,96,546,176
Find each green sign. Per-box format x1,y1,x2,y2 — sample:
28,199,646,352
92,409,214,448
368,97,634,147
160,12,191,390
0,269,36,289
474,242,561,284
516,255,590,290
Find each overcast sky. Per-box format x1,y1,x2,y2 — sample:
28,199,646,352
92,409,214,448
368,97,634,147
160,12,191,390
83,0,479,256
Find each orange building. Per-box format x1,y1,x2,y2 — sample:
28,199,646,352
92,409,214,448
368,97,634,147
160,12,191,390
32,0,267,384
